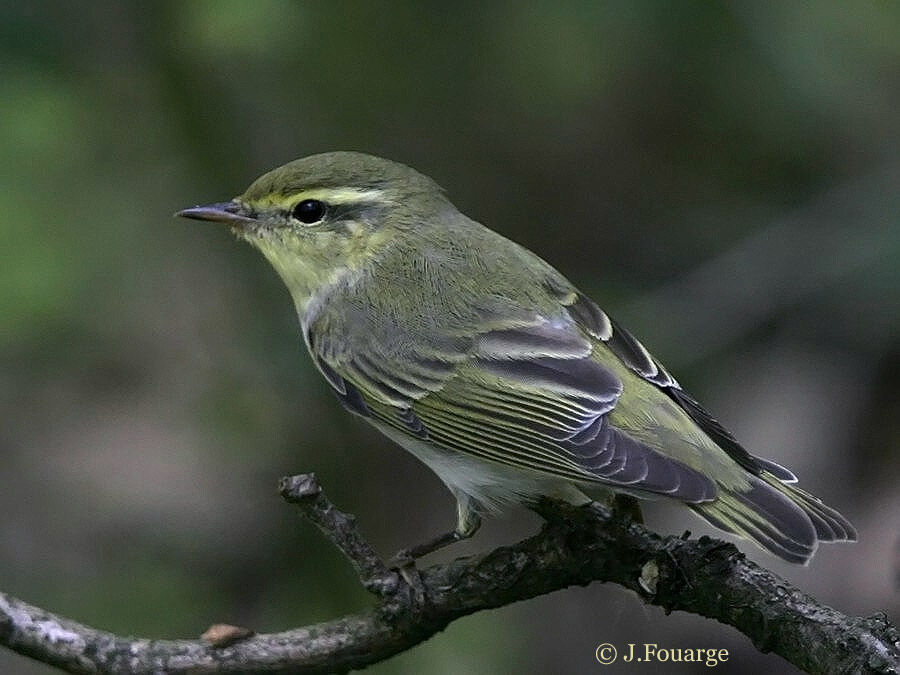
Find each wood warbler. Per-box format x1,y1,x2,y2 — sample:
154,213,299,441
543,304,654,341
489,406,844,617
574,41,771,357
178,151,856,564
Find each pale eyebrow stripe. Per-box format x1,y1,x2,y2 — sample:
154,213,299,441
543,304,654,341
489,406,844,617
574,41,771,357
295,187,387,204
255,187,387,208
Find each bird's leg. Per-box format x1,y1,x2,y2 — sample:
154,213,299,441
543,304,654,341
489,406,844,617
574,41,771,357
392,495,481,565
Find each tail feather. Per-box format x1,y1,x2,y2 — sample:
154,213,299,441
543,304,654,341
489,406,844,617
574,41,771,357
777,481,858,542
691,471,853,564
751,455,797,483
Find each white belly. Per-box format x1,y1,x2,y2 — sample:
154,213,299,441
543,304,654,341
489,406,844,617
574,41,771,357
371,421,594,512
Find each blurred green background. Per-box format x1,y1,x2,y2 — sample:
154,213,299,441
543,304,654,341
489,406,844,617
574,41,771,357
2,2,898,673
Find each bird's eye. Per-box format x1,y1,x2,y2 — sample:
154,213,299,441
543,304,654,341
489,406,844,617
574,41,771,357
292,199,326,224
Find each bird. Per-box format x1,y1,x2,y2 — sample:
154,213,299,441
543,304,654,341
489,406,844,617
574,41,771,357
178,151,856,564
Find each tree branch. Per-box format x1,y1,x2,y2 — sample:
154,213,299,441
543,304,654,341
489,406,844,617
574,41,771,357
2,474,898,674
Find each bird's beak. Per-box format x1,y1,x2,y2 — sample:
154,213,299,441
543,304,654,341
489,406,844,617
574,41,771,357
175,201,255,225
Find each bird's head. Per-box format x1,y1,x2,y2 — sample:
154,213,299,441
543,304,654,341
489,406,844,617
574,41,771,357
177,151,450,312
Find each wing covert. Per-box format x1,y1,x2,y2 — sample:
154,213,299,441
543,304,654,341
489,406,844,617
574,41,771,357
311,316,716,502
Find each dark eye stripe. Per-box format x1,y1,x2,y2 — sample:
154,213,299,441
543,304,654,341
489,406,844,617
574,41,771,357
325,201,386,224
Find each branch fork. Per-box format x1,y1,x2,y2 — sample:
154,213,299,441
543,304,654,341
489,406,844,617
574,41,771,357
0,473,897,674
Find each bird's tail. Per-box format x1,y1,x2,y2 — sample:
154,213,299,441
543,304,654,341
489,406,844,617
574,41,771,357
691,471,857,564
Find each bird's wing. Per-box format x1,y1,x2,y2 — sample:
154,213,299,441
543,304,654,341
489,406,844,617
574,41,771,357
559,287,797,482
308,315,716,502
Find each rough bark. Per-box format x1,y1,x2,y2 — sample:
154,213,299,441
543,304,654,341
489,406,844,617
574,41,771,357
1,474,897,674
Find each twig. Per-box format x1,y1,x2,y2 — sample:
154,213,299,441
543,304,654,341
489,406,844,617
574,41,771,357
278,474,402,599
1,474,898,674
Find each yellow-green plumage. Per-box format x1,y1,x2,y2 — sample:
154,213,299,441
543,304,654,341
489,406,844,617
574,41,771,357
178,151,856,564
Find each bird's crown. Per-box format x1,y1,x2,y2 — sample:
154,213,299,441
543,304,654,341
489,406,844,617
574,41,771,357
240,151,444,208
